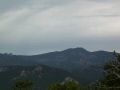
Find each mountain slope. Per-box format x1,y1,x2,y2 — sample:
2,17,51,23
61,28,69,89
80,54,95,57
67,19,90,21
0,48,115,84
31,48,114,71
0,65,74,90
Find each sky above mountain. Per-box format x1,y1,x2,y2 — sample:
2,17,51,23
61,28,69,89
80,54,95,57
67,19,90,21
0,0,120,55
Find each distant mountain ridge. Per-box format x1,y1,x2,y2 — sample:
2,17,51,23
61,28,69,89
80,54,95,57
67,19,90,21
0,47,115,84
0,47,114,67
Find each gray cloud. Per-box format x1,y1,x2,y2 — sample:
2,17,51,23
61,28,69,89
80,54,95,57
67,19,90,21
0,0,120,55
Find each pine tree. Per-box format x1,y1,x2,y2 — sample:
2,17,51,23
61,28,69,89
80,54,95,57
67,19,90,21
101,52,120,86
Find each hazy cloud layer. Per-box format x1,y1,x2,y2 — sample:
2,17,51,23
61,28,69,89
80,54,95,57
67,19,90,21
0,0,120,55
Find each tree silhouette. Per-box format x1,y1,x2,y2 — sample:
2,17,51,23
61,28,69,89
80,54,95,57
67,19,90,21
100,52,120,86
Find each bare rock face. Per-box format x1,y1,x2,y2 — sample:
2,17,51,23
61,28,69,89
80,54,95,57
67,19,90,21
0,67,7,72
20,70,28,77
33,66,43,78
19,66,44,78
61,77,79,85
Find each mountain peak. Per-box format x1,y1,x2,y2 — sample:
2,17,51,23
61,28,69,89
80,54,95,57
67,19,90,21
62,47,89,53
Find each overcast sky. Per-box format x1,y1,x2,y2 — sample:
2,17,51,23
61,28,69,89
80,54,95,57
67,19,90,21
0,0,120,55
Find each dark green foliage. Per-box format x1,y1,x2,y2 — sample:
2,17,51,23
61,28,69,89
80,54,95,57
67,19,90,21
99,52,120,87
48,83,64,90
13,80,33,90
48,78,81,90
63,81,80,90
